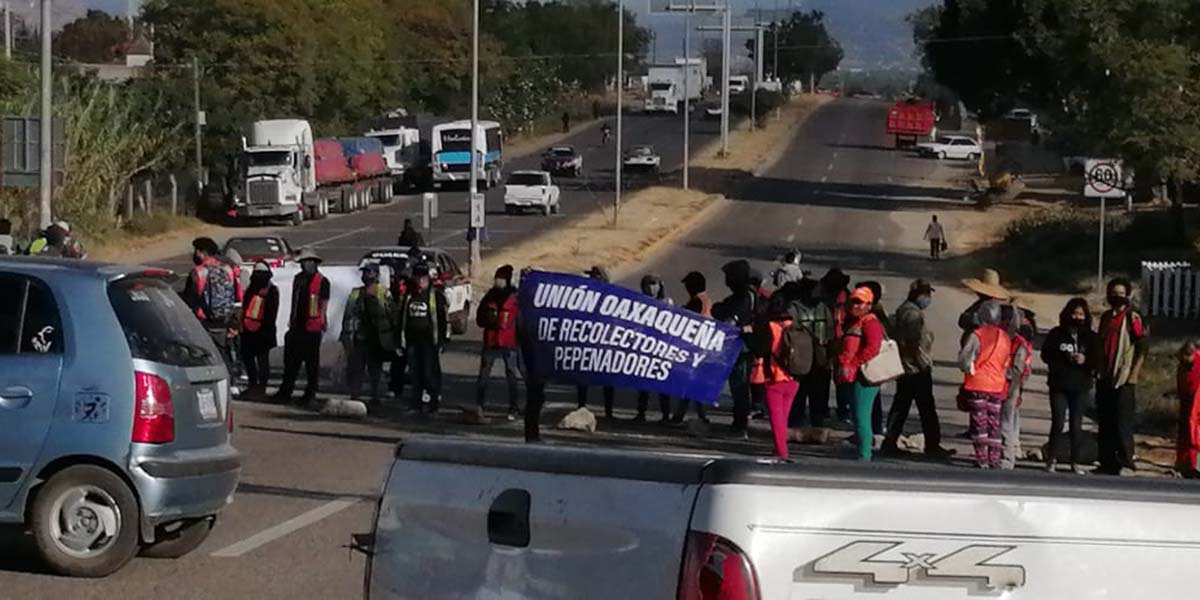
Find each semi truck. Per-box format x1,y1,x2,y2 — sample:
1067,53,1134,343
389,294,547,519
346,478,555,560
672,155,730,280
644,62,704,115
365,113,428,191
237,119,396,225
431,120,504,189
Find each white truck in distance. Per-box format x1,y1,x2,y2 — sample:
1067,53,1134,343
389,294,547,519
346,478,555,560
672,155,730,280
503,170,560,216
240,119,314,225
365,114,421,190
645,62,704,115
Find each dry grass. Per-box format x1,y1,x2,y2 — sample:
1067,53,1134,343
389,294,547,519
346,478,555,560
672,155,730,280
88,214,225,263
691,94,834,173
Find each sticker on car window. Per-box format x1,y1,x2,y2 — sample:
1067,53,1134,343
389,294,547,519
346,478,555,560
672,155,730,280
129,289,151,302
30,326,54,353
73,393,110,424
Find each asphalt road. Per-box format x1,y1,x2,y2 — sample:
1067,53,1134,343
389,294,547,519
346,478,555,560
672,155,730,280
156,112,722,273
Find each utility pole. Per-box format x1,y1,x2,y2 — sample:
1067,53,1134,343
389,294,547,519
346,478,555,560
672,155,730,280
614,0,624,225
720,5,730,156
682,8,690,190
4,3,11,61
468,0,481,277
773,1,779,79
192,56,204,197
38,0,51,229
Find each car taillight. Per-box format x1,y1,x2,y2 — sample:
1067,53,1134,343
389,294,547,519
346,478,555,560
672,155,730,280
677,531,760,600
133,371,175,444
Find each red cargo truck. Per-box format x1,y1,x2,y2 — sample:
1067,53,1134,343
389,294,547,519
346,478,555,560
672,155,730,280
886,100,937,148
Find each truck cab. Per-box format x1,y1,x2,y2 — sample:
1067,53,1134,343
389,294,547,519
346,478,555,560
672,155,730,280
239,119,315,225
365,127,420,179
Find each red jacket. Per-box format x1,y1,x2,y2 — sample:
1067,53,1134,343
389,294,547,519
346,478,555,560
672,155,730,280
477,287,518,348
1178,351,1200,470
836,313,884,384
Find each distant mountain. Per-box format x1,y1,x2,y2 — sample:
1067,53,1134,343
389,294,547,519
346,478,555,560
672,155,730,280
640,0,937,72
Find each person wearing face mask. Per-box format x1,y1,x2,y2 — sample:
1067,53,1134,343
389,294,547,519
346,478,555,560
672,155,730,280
240,261,280,399
881,279,954,459
1096,278,1149,475
785,278,832,430
475,265,522,421
1041,297,1099,473
273,248,330,406
341,263,395,408
958,300,1013,469
636,274,674,423
399,264,449,414
772,250,805,288
672,271,712,424
836,286,886,461
1001,302,1036,470
713,259,758,438
577,266,616,418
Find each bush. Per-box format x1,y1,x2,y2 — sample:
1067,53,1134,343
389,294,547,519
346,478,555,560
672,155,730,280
729,89,788,124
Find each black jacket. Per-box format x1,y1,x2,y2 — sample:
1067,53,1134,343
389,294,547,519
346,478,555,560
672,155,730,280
1041,325,1101,392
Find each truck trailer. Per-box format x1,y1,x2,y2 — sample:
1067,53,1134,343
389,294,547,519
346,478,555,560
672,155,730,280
645,62,704,115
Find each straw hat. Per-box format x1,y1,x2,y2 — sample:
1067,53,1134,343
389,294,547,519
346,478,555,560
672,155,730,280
295,247,323,263
961,268,1010,300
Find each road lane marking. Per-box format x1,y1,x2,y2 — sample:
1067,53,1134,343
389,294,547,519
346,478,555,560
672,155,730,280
826,163,834,171
211,498,359,558
786,234,796,243
308,227,372,247
820,175,828,183
832,152,839,160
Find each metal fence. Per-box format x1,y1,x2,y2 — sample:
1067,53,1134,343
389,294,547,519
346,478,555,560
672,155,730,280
123,171,204,217
1141,261,1200,318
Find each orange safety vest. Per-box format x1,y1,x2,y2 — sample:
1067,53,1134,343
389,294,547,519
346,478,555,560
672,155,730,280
764,320,795,384
304,273,326,333
242,287,269,332
964,325,1012,394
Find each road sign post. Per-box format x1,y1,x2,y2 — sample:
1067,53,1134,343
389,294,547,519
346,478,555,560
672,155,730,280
1084,159,1125,294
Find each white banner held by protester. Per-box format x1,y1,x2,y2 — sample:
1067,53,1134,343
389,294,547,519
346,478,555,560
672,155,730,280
270,265,400,347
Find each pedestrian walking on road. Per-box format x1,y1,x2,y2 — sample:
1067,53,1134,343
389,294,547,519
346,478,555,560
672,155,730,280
1041,297,1099,474
561,111,571,133
820,268,853,422
785,278,832,429
636,274,673,423
1095,278,1149,476
1175,341,1200,477
714,259,759,437
341,263,395,407
958,300,1012,469
924,214,947,260
753,294,800,460
837,286,886,461
475,265,522,421
771,251,805,288
881,279,954,459
1001,302,1036,470
519,267,547,442
673,271,712,423
273,248,330,406
240,261,280,399
399,264,449,414
576,265,616,417
397,218,426,248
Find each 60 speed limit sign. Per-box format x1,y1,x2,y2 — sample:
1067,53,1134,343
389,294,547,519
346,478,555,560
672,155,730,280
1084,159,1125,198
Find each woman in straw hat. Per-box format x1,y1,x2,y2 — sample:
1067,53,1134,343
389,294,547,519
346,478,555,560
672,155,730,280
959,269,1012,338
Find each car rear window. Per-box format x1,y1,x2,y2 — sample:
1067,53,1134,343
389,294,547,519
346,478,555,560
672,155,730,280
508,173,545,186
108,277,222,368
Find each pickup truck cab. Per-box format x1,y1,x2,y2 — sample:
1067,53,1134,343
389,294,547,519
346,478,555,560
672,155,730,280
359,247,473,334
364,437,1200,599
504,171,561,216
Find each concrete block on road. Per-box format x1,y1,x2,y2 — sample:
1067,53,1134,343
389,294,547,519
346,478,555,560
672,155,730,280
557,407,597,433
320,398,368,419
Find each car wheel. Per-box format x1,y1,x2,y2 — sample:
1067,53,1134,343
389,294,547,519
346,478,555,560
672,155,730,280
141,517,215,559
968,152,980,161
551,203,560,214
30,465,140,577
541,205,550,216
291,210,304,227
937,151,947,160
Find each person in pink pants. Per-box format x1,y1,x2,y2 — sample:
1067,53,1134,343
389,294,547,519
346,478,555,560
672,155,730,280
754,294,800,460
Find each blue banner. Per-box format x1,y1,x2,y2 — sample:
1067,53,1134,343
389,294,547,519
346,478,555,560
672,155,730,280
518,271,743,405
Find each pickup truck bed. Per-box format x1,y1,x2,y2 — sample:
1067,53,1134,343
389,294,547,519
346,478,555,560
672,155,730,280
367,437,1200,599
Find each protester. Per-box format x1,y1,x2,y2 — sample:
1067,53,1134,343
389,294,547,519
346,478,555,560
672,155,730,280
397,218,426,248
748,267,770,419
632,274,674,423
959,268,1011,338
36,222,85,259
1095,278,1149,475
672,271,712,423
923,214,946,260
577,265,616,417
342,263,395,407
475,265,522,421
753,293,800,460
184,237,240,374
239,261,280,399
1041,297,1098,474
771,251,805,287
786,278,833,429
388,260,413,401
1002,302,1036,470
837,286,885,461
882,279,954,458
0,218,15,255
820,268,853,422
713,259,759,438
856,280,888,435
399,263,449,414
1175,340,1200,477
519,267,546,442
273,249,330,405
958,300,1013,469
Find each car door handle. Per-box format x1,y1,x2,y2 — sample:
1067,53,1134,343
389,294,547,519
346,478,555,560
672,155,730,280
0,386,34,409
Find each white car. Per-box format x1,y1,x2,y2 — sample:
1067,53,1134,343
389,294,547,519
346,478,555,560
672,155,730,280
705,106,723,120
1005,107,1040,131
916,135,982,161
504,170,561,216
623,145,661,172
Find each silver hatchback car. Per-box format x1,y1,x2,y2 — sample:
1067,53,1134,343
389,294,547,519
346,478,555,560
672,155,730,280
0,258,241,577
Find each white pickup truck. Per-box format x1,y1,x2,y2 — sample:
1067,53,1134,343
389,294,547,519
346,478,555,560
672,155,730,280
362,437,1200,599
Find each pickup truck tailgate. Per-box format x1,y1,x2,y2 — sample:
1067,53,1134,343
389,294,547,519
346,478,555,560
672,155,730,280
369,438,712,599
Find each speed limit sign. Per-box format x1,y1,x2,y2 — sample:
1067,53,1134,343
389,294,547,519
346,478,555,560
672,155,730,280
1084,159,1125,198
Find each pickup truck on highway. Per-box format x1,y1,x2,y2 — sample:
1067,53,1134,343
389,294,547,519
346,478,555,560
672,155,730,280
362,437,1200,599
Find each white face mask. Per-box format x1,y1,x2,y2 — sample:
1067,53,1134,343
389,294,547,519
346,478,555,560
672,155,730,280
494,278,507,289
647,283,661,296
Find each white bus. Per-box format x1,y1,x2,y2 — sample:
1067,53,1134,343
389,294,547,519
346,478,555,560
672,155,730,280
431,120,504,188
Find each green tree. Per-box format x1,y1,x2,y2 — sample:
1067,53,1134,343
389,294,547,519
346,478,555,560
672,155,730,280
54,10,131,64
755,10,843,88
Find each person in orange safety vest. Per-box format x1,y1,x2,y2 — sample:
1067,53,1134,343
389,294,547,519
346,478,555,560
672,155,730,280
957,300,1012,469
272,248,330,406
240,261,279,399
